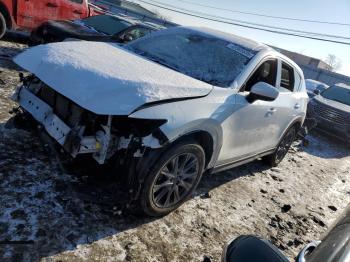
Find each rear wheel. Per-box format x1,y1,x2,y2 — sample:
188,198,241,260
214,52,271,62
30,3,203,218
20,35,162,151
0,12,6,39
140,140,205,217
264,127,296,167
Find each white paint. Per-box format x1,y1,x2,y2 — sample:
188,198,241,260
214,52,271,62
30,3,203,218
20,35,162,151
250,82,279,100
14,41,213,115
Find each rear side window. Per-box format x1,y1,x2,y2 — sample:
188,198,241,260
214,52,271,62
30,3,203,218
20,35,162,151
280,62,295,92
81,15,131,35
69,0,83,3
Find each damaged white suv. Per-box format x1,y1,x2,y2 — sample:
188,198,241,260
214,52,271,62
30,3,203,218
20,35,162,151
12,27,307,216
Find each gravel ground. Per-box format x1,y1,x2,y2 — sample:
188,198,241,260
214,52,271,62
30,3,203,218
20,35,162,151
0,36,349,262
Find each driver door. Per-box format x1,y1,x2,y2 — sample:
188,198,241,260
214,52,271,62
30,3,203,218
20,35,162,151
217,59,280,165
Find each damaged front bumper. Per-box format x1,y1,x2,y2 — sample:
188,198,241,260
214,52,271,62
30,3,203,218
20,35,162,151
12,85,112,164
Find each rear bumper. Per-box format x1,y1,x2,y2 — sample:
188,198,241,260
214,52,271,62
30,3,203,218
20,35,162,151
13,86,108,163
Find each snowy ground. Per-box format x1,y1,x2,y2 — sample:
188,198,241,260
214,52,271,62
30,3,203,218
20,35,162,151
0,36,349,262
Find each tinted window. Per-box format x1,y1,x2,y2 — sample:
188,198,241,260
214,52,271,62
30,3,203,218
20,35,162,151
127,32,256,87
80,15,131,35
280,62,295,92
321,85,350,106
244,60,277,92
69,0,83,3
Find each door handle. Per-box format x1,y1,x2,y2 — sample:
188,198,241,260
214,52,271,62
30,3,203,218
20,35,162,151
46,2,58,7
294,103,301,109
269,108,277,112
73,10,83,14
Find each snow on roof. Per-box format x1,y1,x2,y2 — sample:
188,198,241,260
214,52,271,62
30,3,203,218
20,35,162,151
334,83,350,89
145,26,269,52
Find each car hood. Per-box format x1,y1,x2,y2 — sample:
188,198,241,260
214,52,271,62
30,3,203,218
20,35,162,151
313,95,350,112
45,20,104,37
14,41,213,115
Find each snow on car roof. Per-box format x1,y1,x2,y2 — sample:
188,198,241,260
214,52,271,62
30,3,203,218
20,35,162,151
334,83,350,89
145,26,270,52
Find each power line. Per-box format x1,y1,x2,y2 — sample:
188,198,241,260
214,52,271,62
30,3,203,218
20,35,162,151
135,0,350,45
176,0,350,27
143,0,350,40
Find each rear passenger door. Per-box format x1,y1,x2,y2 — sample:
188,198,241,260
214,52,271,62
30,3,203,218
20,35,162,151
58,0,89,21
17,0,88,30
271,59,303,145
17,0,58,29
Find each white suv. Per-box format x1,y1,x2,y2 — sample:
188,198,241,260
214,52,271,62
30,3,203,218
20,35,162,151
12,26,308,216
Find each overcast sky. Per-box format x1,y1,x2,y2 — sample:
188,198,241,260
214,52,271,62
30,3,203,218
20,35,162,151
136,0,350,76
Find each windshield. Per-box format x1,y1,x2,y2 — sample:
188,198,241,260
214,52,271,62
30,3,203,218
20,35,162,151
126,31,255,87
80,15,131,35
321,85,350,106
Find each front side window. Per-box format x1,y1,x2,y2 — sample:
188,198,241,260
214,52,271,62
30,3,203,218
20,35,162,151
321,85,350,106
126,31,256,87
279,62,295,92
79,15,131,35
244,59,277,92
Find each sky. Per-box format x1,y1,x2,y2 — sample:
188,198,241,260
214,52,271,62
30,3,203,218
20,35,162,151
135,0,350,76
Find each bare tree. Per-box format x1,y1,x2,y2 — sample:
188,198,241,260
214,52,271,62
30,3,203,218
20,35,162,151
324,54,342,72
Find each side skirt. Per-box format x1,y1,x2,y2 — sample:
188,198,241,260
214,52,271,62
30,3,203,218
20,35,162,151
210,148,275,174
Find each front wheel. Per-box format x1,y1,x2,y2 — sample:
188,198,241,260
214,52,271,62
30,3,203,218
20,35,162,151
264,127,296,167
140,141,205,217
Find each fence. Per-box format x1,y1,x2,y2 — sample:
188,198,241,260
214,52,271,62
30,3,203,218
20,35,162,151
300,65,350,86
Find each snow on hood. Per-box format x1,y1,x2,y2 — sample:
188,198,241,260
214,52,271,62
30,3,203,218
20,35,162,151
14,41,213,115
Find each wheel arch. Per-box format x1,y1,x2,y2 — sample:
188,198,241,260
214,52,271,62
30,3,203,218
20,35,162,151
0,2,12,29
278,117,303,142
172,130,215,168
164,120,223,170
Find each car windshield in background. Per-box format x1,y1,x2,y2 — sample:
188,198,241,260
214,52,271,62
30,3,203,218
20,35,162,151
321,85,350,106
126,32,255,87
80,15,131,35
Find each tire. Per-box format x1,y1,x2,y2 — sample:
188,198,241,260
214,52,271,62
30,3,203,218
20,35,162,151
0,12,6,39
263,126,296,167
140,140,205,217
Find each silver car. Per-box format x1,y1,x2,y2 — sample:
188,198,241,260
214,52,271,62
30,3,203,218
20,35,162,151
308,83,350,142
12,26,308,216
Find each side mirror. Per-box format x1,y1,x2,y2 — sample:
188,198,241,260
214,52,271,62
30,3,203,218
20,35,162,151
246,82,279,103
313,89,320,95
222,235,289,262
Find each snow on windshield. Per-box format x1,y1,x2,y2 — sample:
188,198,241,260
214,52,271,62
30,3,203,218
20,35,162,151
127,32,255,87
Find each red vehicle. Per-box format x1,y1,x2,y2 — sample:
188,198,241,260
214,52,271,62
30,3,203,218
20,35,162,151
0,0,98,38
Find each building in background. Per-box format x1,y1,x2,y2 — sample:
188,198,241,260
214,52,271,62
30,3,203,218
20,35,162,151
272,46,330,70
272,46,350,86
